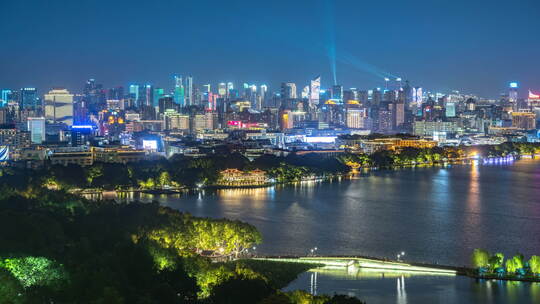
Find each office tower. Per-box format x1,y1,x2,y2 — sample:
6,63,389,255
260,85,268,107
509,82,518,104
185,76,193,106
191,114,206,133
204,111,217,130
158,95,175,114
371,88,382,106
83,79,106,113
202,84,211,93
412,87,423,115
44,88,74,126
301,86,309,99
331,85,343,102
143,85,153,107
108,86,124,100
0,108,8,124
346,109,364,129
1,89,12,107
511,112,536,130
164,110,190,131
20,88,40,111
466,98,476,111
152,88,164,108
173,76,185,106
445,102,456,117
378,108,393,133
309,76,321,108
281,83,297,99
279,109,293,130
383,90,397,102
391,101,405,130
357,90,368,105
128,84,140,103
27,117,46,144
218,83,227,97
227,82,234,97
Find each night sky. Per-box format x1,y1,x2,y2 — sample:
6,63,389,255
1,0,539,97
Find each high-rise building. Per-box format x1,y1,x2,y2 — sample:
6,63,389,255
260,85,268,107
218,83,227,97
331,85,343,102
445,102,456,117
509,82,518,104
191,114,206,133
144,85,153,107
346,109,365,129
202,84,211,93
173,76,185,107
1,89,12,107
412,87,423,115
204,111,217,130
108,86,124,100
281,83,297,99
129,84,139,101
511,112,536,130
185,76,193,106
391,101,405,129
301,86,309,99
44,89,74,126
27,117,46,144
377,109,393,133
164,110,190,131
309,76,321,107
20,88,40,111
279,109,294,130
84,79,105,113
371,88,382,106
153,88,164,107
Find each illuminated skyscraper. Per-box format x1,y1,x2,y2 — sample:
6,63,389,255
108,86,124,100
153,88,164,107
281,83,297,99
412,87,423,114
509,82,518,104
145,85,154,107
20,88,40,111
331,85,343,102
129,84,140,101
0,89,11,107
445,102,456,117
218,83,227,97
301,86,309,99
346,109,364,129
309,76,321,107
44,88,74,126
185,76,193,106
27,117,45,144
173,76,185,107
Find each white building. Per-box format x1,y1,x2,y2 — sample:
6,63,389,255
44,89,74,126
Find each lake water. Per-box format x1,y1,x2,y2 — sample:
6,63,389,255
129,159,540,303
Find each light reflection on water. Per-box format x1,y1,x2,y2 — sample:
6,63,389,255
86,160,540,303
285,267,540,304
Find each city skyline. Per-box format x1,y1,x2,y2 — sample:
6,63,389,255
1,0,540,98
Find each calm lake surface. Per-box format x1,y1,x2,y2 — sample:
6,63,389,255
129,159,540,303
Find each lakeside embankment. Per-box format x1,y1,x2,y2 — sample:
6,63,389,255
256,255,540,283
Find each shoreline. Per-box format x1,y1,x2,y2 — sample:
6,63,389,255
257,255,540,283
77,156,539,197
